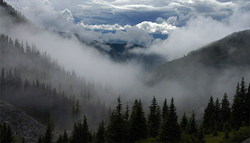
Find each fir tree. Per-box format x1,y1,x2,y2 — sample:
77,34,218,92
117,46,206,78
148,96,161,138
44,119,53,143
246,83,250,126
159,97,181,142
63,130,68,143
215,98,221,127
162,98,169,121
203,96,215,133
96,121,105,143
129,100,147,142
106,97,126,143
232,82,243,129
71,116,91,143
56,134,63,143
197,125,205,143
221,93,231,125
180,112,188,131
187,111,198,137
124,104,130,142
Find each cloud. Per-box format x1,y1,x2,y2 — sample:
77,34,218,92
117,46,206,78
130,7,250,60
80,19,176,35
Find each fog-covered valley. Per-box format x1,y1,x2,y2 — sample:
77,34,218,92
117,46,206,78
1,0,250,142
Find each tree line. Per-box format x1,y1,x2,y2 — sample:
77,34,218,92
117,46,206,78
0,34,110,130
42,78,248,143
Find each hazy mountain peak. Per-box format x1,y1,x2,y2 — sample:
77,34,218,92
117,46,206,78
62,8,74,21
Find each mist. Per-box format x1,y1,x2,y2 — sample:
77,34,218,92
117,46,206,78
1,4,250,117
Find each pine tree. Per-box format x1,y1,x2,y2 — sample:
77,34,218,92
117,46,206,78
203,96,215,133
44,119,53,143
106,97,126,143
187,111,198,137
0,68,5,96
221,93,231,126
129,100,147,142
180,112,188,131
246,83,250,126
56,134,63,143
159,97,181,142
75,99,80,115
215,98,221,127
242,79,250,126
124,104,130,142
148,96,161,138
63,130,68,143
71,116,91,143
197,125,205,143
232,82,244,129
96,121,105,143
162,98,169,122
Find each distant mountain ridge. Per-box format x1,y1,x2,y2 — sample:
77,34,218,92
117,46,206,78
151,29,250,84
57,31,167,70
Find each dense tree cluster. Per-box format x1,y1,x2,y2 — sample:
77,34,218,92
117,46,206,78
203,78,250,134
60,97,204,143
53,78,249,143
0,0,28,23
0,67,75,129
0,34,109,130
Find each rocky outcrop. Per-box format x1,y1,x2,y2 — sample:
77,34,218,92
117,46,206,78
0,100,46,142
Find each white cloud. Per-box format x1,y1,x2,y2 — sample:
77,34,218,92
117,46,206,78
80,20,176,35
131,8,250,60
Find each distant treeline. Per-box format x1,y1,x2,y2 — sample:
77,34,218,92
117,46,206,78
0,34,110,130
0,0,28,24
40,78,248,143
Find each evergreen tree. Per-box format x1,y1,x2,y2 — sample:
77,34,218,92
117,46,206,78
148,96,161,138
63,130,68,143
197,125,205,143
187,111,198,137
124,104,130,142
0,68,5,95
180,112,188,132
106,97,126,143
215,98,221,127
203,96,215,133
75,99,80,115
56,134,63,143
246,83,250,126
221,93,231,125
232,82,243,129
96,121,105,143
159,97,181,142
71,116,91,143
242,80,250,126
44,119,53,143
129,100,147,142
162,98,169,122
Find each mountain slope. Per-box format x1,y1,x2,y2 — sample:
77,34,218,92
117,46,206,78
151,29,250,83
0,100,46,143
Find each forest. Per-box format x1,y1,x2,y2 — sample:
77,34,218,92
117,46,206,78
0,34,250,143
0,1,250,142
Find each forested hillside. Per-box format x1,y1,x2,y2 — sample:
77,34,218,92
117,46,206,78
0,34,110,130
0,1,250,143
152,29,250,83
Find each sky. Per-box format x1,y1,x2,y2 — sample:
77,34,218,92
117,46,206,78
6,0,250,45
